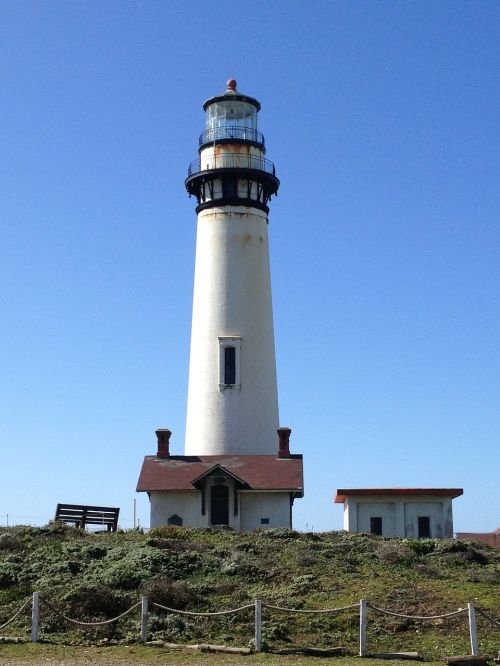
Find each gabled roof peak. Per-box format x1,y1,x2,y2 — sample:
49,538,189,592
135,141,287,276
191,463,249,489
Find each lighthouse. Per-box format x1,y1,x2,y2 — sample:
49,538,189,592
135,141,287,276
137,81,303,529
184,79,279,456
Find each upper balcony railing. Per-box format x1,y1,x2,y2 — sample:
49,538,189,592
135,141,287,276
188,153,276,178
199,126,265,147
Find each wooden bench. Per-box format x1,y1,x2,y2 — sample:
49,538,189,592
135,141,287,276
54,503,120,532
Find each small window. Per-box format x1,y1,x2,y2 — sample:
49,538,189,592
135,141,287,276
260,518,269,525
418,516,431,538
167,514,183,526
219,337,241,389
224,347,236,384
370,517,383,536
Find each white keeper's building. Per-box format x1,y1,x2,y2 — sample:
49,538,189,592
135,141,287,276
335,488,463,538
137,80,303,529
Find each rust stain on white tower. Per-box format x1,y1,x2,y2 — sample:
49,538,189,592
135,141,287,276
184,80,280,456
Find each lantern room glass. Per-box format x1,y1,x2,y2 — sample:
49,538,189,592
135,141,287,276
206,101,258,132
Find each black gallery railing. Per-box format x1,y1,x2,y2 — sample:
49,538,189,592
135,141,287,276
199,126,264,147
188,153,276,178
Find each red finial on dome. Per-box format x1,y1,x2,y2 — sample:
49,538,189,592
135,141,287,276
227,79,237,91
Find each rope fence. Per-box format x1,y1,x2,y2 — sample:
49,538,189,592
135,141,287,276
264,602,359,614
476,607,500,629
39,597,141,626
0,592,497,656
367,602,467,620
152,602,253,617
0,597,31,631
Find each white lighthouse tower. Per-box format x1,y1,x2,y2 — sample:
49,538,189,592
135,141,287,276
184,79,279,456
137,81,303,529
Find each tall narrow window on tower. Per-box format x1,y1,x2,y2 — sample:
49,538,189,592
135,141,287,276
219,337,241,389
224,347,236,384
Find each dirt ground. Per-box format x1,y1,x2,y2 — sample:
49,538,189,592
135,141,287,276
0,645,442,666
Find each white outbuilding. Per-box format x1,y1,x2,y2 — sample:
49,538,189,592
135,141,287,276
335,488,463,538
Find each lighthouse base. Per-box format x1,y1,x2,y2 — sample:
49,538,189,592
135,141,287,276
137,454,303,531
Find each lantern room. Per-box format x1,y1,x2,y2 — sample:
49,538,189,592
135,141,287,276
199,79,264,149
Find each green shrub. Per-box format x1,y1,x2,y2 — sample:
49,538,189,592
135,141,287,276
0,533,23,552
0,562,18,587
257,528,300,540
80,544,107,560
445,550,489,567
297,554,317,567
465,567,499,584
146,537,189,551
436,539,492,562
291,573,316,590
99,558,150,589
62,584,130,619
148,526,187,540
139,577,192,609
402,538,437,555
377,541,416,565
161,613,186,639
261,618,289,642
412,562,445,578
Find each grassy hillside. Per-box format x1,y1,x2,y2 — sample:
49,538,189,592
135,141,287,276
0,525,498,659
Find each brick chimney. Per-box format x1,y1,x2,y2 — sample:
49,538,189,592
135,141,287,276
277,427,291,458
156,429,171,459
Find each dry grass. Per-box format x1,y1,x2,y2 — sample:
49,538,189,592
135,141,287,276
0,644,446,665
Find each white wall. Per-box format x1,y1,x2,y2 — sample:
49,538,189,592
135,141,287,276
150,489,292,530
184,204,279,456
343,495,456,538
240,492,291,530
199,143,265,172
404,501,450,538
357,502,398,536
150,491,205,529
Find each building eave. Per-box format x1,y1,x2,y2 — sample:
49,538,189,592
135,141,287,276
334,488,464,503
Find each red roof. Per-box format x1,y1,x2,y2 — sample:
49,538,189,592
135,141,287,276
334,488,463,503
137,454,304,495
456,532,500,548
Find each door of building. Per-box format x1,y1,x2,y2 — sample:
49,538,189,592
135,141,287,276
418,516,431,538
210,485,229,525
370,516,383,536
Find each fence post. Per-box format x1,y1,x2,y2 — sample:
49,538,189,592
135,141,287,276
359,598,368,657
467,602,479,656
254,599,262,653
141,596,148,644
31,591,39,643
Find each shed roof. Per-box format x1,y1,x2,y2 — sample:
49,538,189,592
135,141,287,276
334,488,463,503
137,454,303,495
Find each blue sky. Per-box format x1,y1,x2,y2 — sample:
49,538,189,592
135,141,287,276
1,1,499,532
